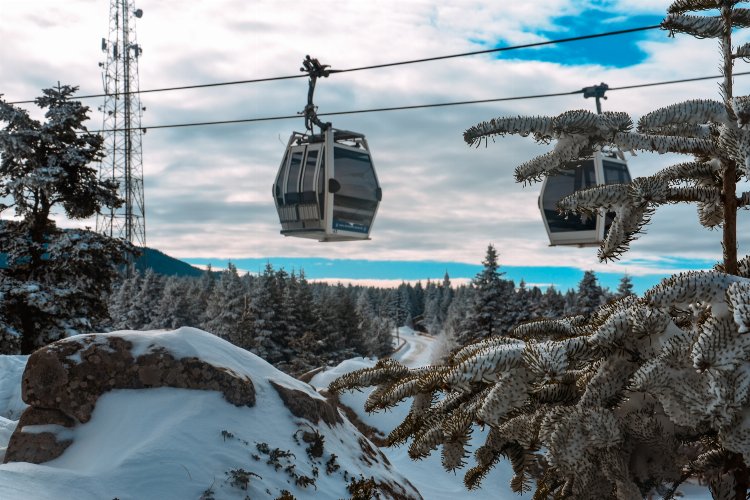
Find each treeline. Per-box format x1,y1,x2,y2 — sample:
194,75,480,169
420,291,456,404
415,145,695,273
106,245,631,375
106,263,393,375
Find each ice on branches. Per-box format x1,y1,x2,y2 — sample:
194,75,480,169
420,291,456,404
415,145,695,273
329,268,750,498
668,0,740,15
638,100,729,130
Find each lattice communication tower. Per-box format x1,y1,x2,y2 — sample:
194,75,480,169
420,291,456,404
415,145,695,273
96,0,146,247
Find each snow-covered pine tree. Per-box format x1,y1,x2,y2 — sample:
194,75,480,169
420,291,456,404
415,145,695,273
540,284,566,318
617,273,636,298
356,287,395,359
130,268,163,329
108,271,141,330
455,244,515,345
149,275,193,330
0,85,132,353
330,3,750,498
203,263,246,342
574,269,605,315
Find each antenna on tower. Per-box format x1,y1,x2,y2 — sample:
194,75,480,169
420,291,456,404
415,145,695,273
96,0,147,258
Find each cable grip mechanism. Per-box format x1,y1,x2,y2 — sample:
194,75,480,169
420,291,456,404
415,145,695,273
301,55,332,134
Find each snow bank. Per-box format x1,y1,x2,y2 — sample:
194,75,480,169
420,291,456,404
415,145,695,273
0,355,28,419
0,328,417,499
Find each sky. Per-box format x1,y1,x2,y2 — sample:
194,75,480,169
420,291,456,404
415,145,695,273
2,0,750,293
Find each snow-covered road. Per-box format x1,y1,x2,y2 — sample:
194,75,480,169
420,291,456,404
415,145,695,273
391,328,436,367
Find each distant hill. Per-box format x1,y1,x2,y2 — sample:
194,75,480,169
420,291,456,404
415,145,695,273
135,247,204,277
0,246,203,278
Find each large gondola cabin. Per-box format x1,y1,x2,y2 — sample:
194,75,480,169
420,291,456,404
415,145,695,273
273,127,382,242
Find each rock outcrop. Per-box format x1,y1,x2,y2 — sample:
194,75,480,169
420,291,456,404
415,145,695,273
4,333,255,464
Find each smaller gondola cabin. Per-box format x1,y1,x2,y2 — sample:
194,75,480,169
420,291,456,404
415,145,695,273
273,127,381,242
538,151,631,246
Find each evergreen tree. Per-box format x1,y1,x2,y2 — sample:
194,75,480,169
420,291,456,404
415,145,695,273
616,273,635,298
246,263,282,361
0,85,131,353
574,270,604,315
456,244,515,344
131,269,163,329
203,263,245,342
108,271,141,331
150,275,193,329
540,285,565,318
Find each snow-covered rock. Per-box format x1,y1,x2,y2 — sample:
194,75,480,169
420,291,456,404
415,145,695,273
0,328,421,499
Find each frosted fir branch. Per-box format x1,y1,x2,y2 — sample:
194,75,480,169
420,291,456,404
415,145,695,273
733,8,750,28
327,357,409,394
375,378,424,410
727,281,750,334
463,115,554,146
644,270,750,309
466,429,507,490
452,336,524,364
443,342,526,389
628,176,673,205
662,13,724,38
442,438,470,472
601,204,654,261
736,42,750,59
523,342,570,382
697,199,724,227
644,122,714,139
691,315,750,370
558,183,630,213
495,411,546,454
475,369,532,426
638,99,729,131
509,317,584,341
513,135,590,183
657,160,721,182
577,355,638,408
409,415,446,459
731,95,750,127
587,311,632,350
614,130,718,155
668,0,740,15
668,185,722,204
551,110,632,137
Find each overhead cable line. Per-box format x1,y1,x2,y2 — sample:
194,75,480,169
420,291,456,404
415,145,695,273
88,70,750,134
7,24,661,105
331,25,661,74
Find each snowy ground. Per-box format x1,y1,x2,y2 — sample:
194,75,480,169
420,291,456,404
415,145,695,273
311,327,713,500
0,327,715,499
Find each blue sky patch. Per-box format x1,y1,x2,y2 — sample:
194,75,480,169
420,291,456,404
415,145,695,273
493,10,665,67
181,256,711,295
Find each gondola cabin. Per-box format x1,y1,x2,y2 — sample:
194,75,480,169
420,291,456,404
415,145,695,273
273,127,381,242
539,151,631,246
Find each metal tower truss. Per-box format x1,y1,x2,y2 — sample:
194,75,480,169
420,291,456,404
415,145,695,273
96,0,146,247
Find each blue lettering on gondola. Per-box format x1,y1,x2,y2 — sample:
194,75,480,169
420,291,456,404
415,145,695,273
333,219,369,233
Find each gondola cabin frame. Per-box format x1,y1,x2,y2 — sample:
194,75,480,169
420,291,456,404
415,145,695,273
273,127,381,242
538,151,631,247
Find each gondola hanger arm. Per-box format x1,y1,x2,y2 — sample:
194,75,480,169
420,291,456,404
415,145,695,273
300,55,335,134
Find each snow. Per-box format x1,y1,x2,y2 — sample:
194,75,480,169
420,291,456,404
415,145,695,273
0,328,414,499
0,327,715,499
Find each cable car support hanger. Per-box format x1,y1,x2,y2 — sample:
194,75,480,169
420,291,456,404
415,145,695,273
301,55,334,134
